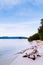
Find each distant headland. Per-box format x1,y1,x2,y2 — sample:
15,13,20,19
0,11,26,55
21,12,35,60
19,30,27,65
0,36,28,39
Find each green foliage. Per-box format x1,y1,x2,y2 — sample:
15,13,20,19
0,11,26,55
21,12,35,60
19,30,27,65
41,19,43,25
39,32,43,40
28,33,40,42
38,25,43,33
28,18,43,41
38,18,43,40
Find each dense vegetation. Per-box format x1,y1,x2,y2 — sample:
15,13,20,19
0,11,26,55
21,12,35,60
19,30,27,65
28,33,40,42
28,18,43,41
38,19,43,40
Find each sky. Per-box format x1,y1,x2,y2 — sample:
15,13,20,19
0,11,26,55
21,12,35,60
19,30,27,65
0,0,43,37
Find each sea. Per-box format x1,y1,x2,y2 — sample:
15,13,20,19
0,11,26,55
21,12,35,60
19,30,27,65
0,39,30,65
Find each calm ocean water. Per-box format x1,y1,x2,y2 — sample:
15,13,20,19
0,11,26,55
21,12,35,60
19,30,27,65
0,39,30,65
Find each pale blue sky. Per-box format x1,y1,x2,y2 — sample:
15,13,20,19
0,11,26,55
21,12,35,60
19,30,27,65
0,0,43,37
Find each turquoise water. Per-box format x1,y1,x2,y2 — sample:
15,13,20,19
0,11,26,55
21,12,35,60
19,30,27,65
0,39,29,65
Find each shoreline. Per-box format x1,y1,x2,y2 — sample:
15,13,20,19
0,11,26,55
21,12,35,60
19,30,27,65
10,40,43,65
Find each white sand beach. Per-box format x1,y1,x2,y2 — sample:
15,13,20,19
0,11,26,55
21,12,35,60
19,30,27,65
10,40,43,65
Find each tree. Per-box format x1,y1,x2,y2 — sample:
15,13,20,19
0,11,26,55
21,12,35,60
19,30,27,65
38,18,43,40
28,18,43,41
41,18,43,25
28,33,40,42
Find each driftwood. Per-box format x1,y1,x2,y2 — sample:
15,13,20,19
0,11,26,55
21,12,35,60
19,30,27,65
15,47,36,55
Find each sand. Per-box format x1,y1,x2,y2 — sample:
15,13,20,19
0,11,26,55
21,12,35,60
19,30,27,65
10,40,43,65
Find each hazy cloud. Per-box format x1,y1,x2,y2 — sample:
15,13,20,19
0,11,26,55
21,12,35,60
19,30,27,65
0,0,26,9
0,0,43,9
